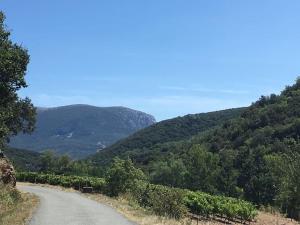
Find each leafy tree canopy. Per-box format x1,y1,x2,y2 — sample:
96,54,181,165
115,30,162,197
0,12,35,148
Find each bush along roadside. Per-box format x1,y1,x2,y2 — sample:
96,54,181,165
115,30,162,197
130,181,188,219
16,171,257,222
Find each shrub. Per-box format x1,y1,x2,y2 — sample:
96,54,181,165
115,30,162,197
105,158,145,197
131,181,187,219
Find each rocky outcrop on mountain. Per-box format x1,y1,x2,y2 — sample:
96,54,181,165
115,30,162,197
0,150,16,187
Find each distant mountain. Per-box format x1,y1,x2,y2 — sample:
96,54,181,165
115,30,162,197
88,107,245,166
9,105,155,158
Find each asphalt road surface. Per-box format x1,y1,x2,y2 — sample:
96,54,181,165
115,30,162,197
18,184,136,225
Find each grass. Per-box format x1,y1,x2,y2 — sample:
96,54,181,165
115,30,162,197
0,184,39,225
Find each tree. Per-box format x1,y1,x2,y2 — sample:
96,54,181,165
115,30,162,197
185,145,220,193
0,12,36,148
40,150,55,172
268,153,300,220
55,155,71,174
217,150,241,198
150,157,187,188
105,157,145,196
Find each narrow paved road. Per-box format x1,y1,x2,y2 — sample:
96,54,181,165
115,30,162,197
18,184,136,225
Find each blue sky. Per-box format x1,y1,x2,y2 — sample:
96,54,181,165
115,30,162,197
1,0,300,121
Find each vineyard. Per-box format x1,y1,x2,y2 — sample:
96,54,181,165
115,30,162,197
17,172,257,223
16,172,106,192
184,191,257,223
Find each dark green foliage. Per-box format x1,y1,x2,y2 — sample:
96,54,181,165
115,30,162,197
216,150,241,198
105,158,145,196
193,79,300,209
88,78,300,221
279,154,300,220
3,147,41,172
180,78,300,220
185,145,220,193
0,11,36,148
150,156,187,188
88,108,244,166
10,105,155,158
5,147,103,176
37,150,103,176
267,153,300,220
131,181,188,219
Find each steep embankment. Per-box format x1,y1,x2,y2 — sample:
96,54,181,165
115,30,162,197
0,152,16,187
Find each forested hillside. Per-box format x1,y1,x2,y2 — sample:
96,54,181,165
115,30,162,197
9,105,155,158
88,107,244,165
88,79,300,220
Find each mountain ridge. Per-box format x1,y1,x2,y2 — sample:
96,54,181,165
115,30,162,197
9,104,155,158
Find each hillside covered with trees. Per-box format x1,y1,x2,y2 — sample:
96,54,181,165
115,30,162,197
88,79,300,220
3,148,41,172
88,107,245,166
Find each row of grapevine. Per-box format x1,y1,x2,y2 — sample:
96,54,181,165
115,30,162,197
184,191,257,222
16,172,106,193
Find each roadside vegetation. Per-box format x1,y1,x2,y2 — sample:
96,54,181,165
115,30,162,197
0,184,39,225
84,78,300,222
0,10,38,225
17,157,258,224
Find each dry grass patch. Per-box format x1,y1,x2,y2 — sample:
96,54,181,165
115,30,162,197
0,185,39,225
253,212,299,225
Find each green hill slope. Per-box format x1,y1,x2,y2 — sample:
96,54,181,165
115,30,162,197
88,107,245,166
194,79,300,204
3,148,41,172
9,105,155,158
88,79,300,220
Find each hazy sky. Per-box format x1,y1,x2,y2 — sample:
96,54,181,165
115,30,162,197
1,0,300,120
